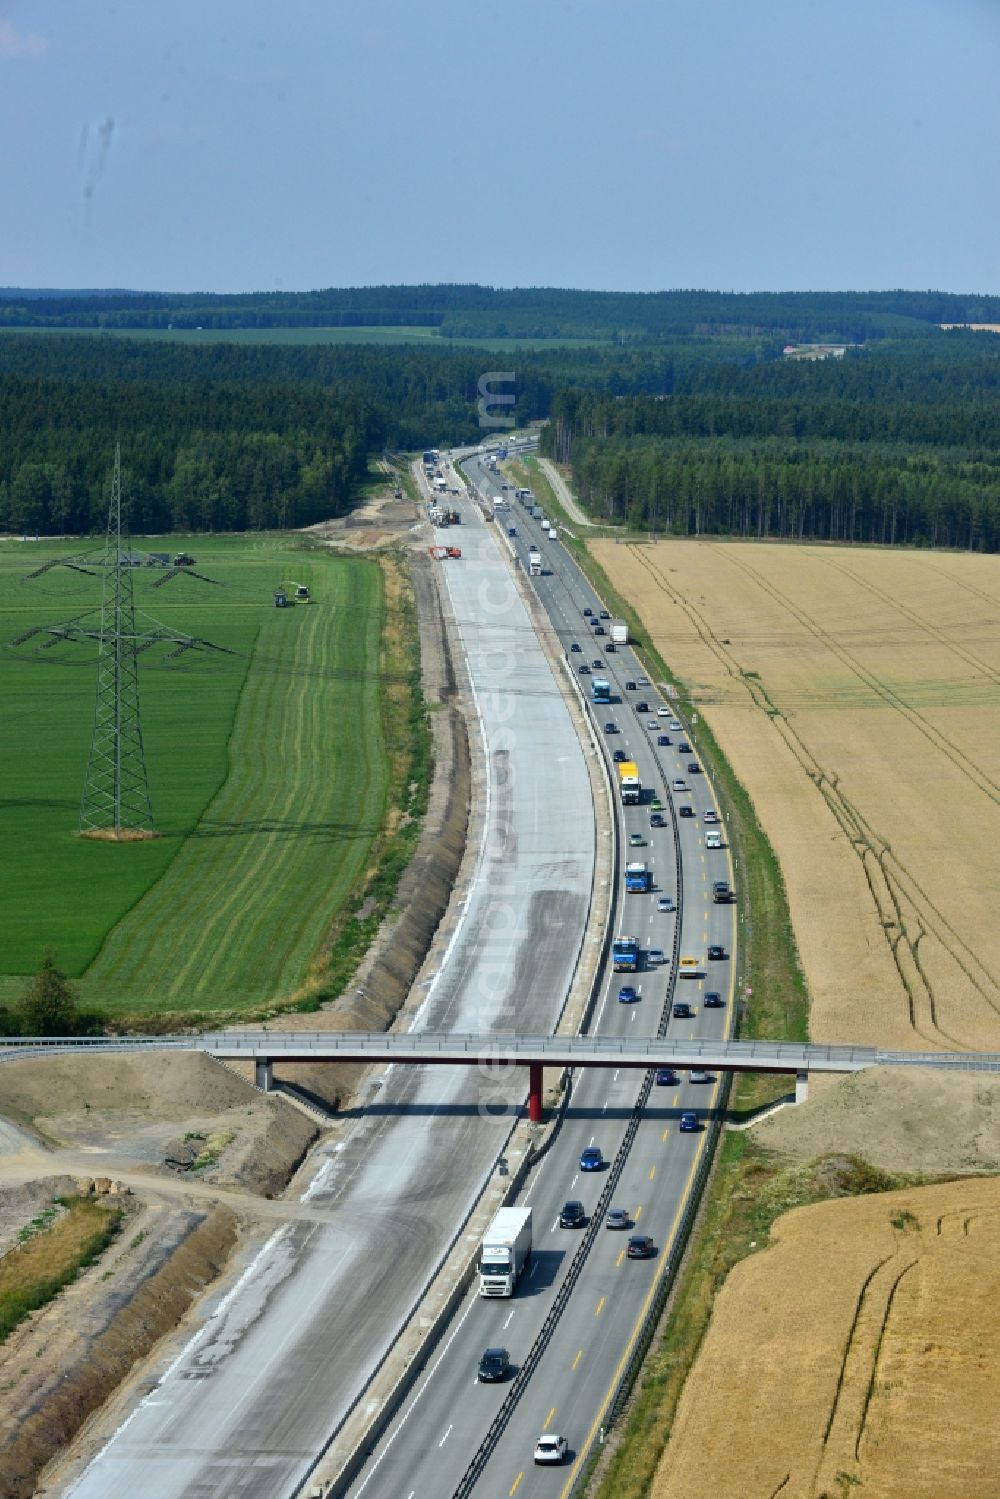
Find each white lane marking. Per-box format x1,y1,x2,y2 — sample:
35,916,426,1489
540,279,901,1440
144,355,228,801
571,1173,578,1189
589,1135,595,1145
439,1424,453,1448
352,1286,482,1493
504,1308,516,1329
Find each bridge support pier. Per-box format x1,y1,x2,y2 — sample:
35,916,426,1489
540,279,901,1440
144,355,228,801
795,1069,809,1105
528,1061,543,1124
255,1058,274,1093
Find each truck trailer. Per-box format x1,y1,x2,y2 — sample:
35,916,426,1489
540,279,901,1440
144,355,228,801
625,861,651,893
611,621,629,645
528,547,542,577
479,1206,532,1297
616,760,641,805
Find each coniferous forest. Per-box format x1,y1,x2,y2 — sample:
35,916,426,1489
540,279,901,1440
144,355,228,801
1,285,1000,548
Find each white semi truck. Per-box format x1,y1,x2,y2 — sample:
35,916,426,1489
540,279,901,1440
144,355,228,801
611,621,629,644
479,1205,532,1296
528,547,542,576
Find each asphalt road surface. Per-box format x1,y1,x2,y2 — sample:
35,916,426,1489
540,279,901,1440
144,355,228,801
341,458,738,1498
64,483,594,1499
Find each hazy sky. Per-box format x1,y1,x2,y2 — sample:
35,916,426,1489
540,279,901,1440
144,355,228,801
2,0,998,295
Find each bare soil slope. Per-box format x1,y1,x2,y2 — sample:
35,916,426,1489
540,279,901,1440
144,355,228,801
593,539,1000,1050
753,1066,1000,1177
0,1050,315,1196
652,1176,1000,1499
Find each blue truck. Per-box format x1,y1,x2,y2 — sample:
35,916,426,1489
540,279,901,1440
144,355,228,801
625,862,651,894
612,934,640,971
592,676,612,703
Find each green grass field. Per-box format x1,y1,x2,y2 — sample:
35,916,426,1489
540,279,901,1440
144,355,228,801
0,534,388,1015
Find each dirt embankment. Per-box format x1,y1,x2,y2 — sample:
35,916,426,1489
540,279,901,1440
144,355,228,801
0,1050,316,1499
753,1066,1000,1177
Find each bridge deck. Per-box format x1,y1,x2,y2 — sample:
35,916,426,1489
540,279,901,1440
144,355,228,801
4,1033,1000,1075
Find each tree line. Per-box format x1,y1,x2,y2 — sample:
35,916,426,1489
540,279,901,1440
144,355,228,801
541,339,1000,551
3,284,1000,342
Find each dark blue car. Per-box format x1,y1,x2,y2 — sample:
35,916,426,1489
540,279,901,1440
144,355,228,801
618,985,639,1004
580,1146,603,1171
679,1111,699,1133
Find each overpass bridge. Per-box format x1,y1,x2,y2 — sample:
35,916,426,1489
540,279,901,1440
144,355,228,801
5,1031,1000,1114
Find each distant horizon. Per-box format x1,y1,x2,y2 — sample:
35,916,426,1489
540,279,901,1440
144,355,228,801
1,281,998,300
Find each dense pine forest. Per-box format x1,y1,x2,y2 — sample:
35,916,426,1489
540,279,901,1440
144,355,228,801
541,336,1000,550
2,289,1000,547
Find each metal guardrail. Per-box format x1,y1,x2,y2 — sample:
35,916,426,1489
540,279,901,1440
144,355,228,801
4,1032,1000,1073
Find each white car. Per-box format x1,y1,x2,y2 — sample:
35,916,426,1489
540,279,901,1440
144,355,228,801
669,719,682,731
657,706,670,716
648,947,665,964
534,1434,569,1465
672,778,687,792
703,810,719,824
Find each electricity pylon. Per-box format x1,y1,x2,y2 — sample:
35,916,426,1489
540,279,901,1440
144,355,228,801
10,447,236,838
79,445,156,839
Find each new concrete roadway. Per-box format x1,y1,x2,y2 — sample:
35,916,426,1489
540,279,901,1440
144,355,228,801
62,477,594,1497
337,457,738,1497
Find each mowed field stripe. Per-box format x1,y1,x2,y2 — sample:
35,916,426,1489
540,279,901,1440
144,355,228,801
84,555,387,1008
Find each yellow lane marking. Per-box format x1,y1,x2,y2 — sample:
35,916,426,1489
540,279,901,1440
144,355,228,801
615,1248,625,1267
634,1203,643,1220
661,1126,670,1142
594,1296,605,1317
558,1137,708,1499
571,1348,583,1371
649,1165,656,1181
543,1406,556,1430
510,1472,523,1496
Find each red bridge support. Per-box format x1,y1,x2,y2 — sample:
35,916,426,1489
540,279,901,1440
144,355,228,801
528,1060,543,1124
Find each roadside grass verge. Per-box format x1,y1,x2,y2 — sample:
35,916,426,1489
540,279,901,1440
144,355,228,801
293,545,433,1012
589,1141,928,1499
0,1196,123,1343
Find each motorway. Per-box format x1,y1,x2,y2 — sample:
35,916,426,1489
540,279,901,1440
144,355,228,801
63,470,595,1497
341,451,738,1498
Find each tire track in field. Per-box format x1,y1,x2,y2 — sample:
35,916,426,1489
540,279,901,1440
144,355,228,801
816,551,1000,696
716,547,1000,1043
812,1252,918,1496
88,561,386,1004
623,544,980,1048
622,544,930,1042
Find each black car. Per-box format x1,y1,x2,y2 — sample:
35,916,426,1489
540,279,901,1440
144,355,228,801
613,748,627,762
583,607,593,616
704,991,725,1008
708,944,727,961
673,1000,693,1019
678,740,691,753
649,813,665,827
594,625,606,635
559,1199,586,1228
625,680,636,691
579,664,591,674
687,761,701,774
627,1234,655,1259
570,642,581,652
478,1347,511,1383
636,701,648,713
679,805,695,818
599,609,611,619
593,659,603,669
606,643,616,653
655,1067,679,1085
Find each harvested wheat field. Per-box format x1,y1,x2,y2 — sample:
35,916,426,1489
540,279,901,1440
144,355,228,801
652,1175,1000,1499
593,540,1000,1049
